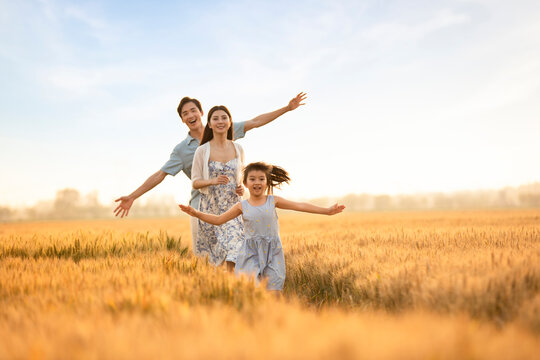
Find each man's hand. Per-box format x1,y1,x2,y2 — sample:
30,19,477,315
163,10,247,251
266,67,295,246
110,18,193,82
113,170,168,218
114,196,134,218
243,92,308,133
235,185,244,196
287,92,307,111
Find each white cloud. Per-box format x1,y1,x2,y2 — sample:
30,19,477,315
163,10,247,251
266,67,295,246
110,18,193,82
361,8,470,44
465,60,540,112
62,3,126,46
64,5,106,30
42,67,106,95
36,0,58,23
38,60,173,96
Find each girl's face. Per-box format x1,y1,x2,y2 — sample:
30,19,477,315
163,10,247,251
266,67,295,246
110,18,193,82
245,170,268,197
209,110,231,135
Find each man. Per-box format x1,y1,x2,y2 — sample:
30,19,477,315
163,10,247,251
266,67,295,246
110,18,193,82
114,92,307,218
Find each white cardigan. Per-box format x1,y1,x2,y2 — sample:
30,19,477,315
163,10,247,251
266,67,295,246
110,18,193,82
191,141,245,195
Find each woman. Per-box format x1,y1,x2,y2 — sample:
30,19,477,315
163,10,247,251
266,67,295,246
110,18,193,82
191,105,245,271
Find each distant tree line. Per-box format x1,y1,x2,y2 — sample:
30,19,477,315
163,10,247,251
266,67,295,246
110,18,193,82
309,183,540,211
0,189,179,222
1,183,539,222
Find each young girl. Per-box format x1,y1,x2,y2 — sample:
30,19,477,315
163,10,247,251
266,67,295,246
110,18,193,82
180,162,345,291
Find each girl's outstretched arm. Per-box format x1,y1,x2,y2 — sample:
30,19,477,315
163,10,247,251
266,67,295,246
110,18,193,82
274,196,345,215
179,202,243,225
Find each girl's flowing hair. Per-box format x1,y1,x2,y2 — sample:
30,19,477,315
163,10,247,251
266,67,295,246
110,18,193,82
200,105,234,145
243,162,291,194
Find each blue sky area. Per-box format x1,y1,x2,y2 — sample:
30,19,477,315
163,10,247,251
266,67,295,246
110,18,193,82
1,0,540,207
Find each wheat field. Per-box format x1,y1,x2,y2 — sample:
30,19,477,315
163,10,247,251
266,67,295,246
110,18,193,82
1,210,539,359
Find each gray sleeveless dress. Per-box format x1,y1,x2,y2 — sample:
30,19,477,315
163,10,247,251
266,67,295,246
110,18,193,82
235,195,286,290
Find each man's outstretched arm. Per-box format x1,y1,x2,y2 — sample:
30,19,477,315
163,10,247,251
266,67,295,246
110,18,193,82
243,92,307,132
114,170,168,217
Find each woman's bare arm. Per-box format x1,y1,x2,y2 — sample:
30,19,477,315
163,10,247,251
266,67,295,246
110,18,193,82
192,175,229,189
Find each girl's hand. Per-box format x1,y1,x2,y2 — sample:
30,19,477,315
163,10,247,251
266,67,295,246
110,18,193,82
213,175,229,185
327,203,345,215
287,92,307,111
179,204,198,217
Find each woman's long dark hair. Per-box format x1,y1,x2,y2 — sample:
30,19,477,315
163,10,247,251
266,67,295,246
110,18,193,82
243,162,290,194
200,105,234,145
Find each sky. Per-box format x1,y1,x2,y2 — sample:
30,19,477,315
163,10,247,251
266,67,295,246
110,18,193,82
1,0,540,208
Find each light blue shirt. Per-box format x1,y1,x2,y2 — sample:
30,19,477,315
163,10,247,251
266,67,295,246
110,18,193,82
161,121,246,209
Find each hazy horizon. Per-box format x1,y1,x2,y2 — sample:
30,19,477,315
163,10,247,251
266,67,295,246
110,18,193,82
2,180,540,208
2,0,540,208
1,181,538,223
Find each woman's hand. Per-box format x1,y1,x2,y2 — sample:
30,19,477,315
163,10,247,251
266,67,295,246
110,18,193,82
235,185,244,196
327,203,346,215
287,92,307,111
212,175,230,185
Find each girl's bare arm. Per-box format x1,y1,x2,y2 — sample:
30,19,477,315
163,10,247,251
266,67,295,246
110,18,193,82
179,202,243,225
274,196,345,215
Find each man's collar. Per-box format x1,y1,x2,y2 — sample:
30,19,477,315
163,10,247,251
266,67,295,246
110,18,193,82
186,132,200,145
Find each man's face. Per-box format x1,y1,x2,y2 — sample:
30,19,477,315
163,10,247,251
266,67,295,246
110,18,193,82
180,101,203,131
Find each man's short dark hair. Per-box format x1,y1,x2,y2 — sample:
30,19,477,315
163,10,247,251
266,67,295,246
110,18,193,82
177,97,203,119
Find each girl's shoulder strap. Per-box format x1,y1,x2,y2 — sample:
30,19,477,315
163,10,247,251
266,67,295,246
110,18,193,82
240,199,249,213
267,195,276,208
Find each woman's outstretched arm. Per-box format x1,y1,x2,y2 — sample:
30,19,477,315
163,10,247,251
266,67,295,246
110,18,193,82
179,202,243,225
274,196,345,215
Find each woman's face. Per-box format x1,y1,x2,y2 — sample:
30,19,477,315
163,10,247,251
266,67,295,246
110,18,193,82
245,170,268,197
209,110,231,135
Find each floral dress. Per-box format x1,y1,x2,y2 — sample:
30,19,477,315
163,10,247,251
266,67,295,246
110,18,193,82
196,159,245,265
235,195,286,290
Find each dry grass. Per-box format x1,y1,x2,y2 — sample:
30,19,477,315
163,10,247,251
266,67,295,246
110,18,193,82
1,210,539,359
